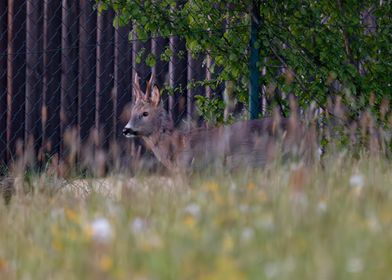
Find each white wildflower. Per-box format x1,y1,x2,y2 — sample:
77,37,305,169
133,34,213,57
317,200,327,213
239,204,250,213
229,181,237,192
258,214,275,231
107,201,123,217
291,192,308,208
50,208,64,220
346,257,363,273
241,227,255,242
184,203,201,218
264,262,280,278
91,217,113,242
349,173,365,189
367,213,381,233
131,217,148,234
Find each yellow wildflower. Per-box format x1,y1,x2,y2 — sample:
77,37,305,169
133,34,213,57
222,235,234,253
257,189,268,202
52,239,64,252
84,225,94,240
140,233,163,251
203,257,245,280
99,256,113,272
183,215,197,229
380,208,392,225
247,182,256,191
204,181,219,193
67,229,79,242
203,181,224,204
51,224,61,236
64,208,79,223
0,258,8,270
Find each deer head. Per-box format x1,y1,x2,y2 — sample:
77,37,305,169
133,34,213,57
122,73,163,138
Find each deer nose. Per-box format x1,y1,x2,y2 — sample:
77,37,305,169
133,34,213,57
122,127,136,138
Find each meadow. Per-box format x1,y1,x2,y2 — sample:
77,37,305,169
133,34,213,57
1,153,391,280
1,1,390,279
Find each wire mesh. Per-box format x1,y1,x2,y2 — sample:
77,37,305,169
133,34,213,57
0,0,227,172
0,1,390,174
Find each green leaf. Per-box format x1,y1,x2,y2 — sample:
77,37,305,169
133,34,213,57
146,54,157,67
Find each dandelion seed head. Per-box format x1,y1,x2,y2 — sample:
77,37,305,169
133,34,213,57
349,173,365,189
91,217,113,242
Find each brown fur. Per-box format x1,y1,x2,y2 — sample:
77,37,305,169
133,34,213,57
123,74,317,172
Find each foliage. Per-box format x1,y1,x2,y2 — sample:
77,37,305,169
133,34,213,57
194,95,226,125
98,0,391,122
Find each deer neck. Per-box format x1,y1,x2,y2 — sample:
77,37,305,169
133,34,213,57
143,127,174,149
142,113,181,170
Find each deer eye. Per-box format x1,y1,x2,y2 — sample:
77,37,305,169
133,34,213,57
142,112,149,117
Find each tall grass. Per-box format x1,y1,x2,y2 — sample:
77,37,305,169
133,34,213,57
1,154,392,279
0,98,391,279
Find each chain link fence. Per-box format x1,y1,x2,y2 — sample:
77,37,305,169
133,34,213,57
1,1,391,174
0,0,233,173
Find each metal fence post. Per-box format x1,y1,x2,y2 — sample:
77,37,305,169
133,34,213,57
7,0,26,161
43,0,61,158
0,1,7,167
96,9,114,149
79,0,97,144
26,0,43,158
249,1,261,120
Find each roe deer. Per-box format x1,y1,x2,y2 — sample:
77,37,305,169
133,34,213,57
123,74,317,172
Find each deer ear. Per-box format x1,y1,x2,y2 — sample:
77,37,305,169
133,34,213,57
133,73,142,101
151,85,161,106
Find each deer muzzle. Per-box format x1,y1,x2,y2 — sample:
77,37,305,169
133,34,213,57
122,126,139,138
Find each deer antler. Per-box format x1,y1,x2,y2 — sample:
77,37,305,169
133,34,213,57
133,72,143,101
133,72,155,102
145,73,155,100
